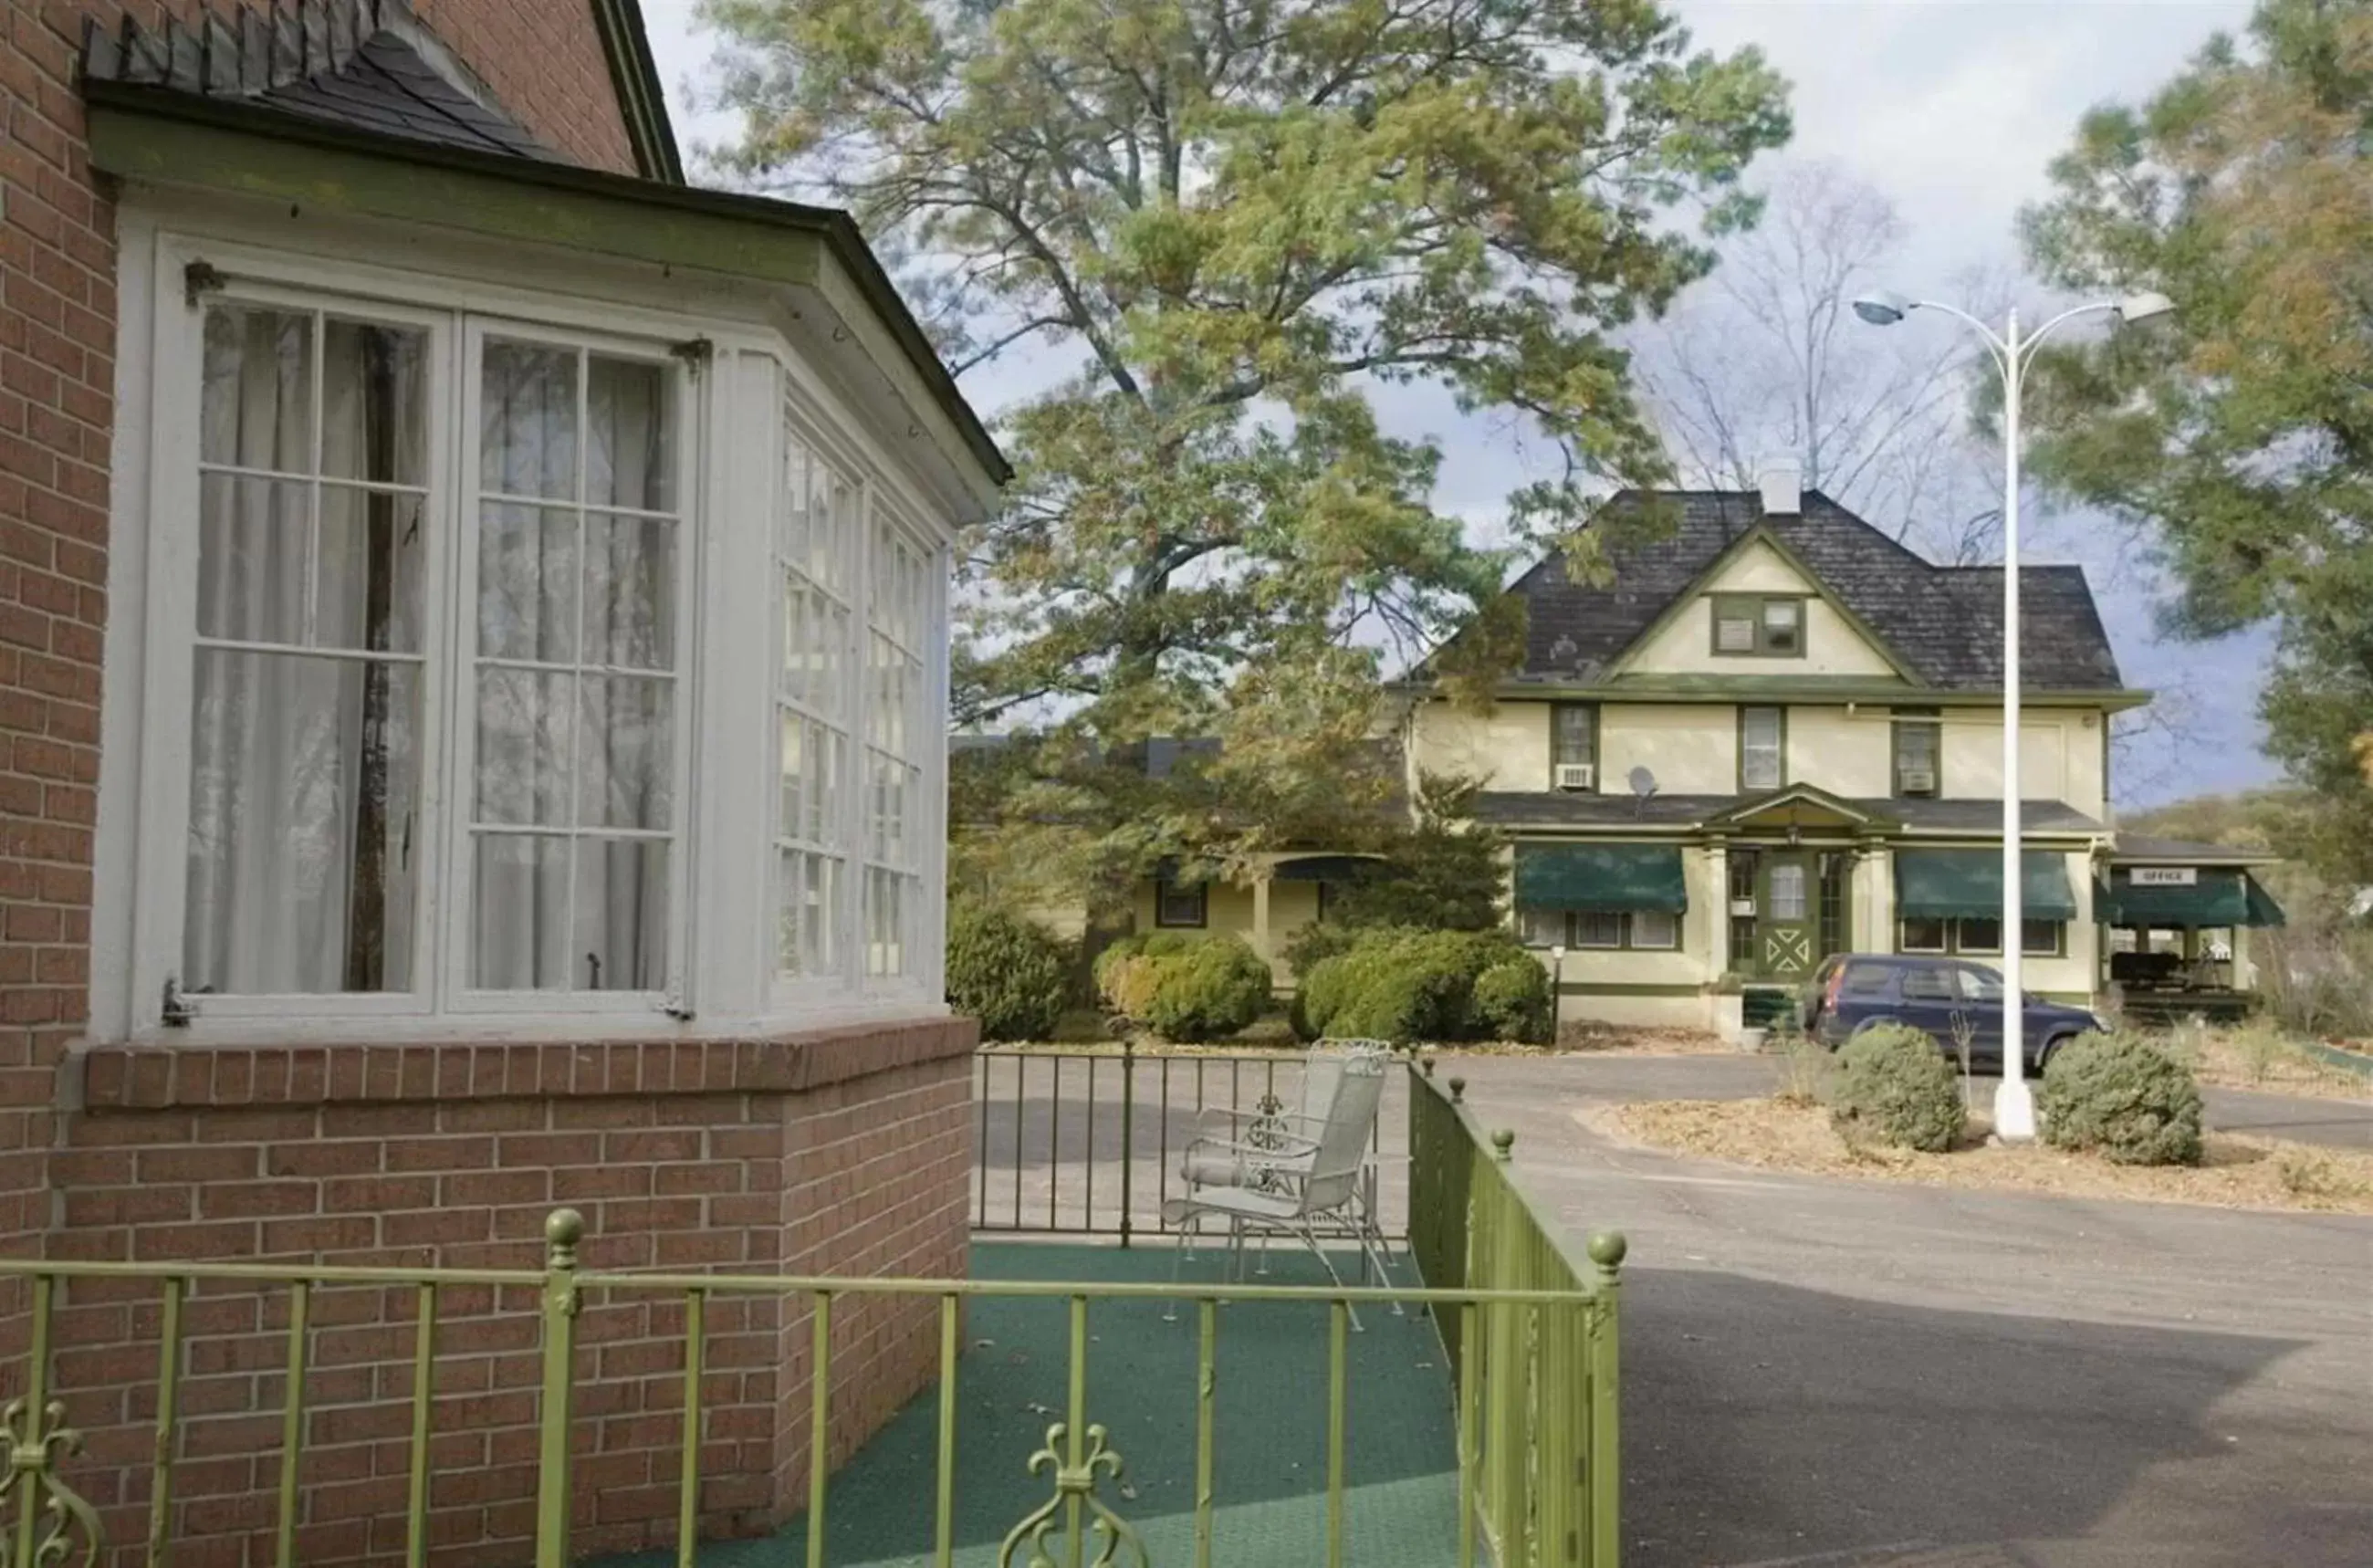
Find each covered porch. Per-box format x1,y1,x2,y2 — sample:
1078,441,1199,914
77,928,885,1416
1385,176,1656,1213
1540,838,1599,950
2098,837,2288,1024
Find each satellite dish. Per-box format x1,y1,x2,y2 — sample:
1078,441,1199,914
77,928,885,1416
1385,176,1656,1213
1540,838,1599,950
1628,767,1658,800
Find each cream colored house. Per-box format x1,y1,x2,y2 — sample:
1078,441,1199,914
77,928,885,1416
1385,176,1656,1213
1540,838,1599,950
1116,476,2285,1028
1389,475,2284,1032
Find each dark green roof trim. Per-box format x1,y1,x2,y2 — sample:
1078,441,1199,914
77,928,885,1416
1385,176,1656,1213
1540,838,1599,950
594,0,684,184
1396,678,2152,709
85,80,1009,489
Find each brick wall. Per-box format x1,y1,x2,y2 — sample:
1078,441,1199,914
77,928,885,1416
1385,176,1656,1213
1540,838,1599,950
46,1019,975,1568
0,0,645,1344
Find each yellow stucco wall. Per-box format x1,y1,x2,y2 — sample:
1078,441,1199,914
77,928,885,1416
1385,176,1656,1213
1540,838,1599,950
1618,541,1900,678
1785,706,1893,798
1939,710,2107,816
1407,701,1550,790
1599,706,1732,794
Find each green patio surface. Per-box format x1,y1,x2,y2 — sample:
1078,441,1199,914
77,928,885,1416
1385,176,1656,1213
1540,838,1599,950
607,1239,1460,1567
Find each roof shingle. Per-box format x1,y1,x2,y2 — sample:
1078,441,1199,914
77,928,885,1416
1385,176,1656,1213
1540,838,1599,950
81,0,553,164
1453,490,2123,693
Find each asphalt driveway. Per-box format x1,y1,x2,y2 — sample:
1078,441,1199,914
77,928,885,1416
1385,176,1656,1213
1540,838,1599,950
1440,1053,2373,1568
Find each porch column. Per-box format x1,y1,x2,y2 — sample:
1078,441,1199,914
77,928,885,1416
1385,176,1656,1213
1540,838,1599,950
1251,874,1273,967
1704,841,1730,973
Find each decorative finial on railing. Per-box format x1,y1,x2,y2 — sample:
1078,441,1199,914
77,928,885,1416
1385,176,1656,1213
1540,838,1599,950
1586,1230,1627,1281
1422,1057,1437,1078
1491,1129,1514,1161
1448,1076,1465,1102
545,1208,585,1271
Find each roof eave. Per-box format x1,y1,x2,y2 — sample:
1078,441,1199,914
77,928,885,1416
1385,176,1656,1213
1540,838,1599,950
83,78,1010,494
592,0,685,184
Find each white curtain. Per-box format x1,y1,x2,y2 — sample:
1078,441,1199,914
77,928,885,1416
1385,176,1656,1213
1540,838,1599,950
471,347,674,991
185,310,423,995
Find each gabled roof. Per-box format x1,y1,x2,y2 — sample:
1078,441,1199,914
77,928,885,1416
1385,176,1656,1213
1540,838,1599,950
1428,490,2125,694
83,1,554,163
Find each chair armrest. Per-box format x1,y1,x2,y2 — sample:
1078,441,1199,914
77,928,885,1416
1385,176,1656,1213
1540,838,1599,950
1185,1131,1319,1162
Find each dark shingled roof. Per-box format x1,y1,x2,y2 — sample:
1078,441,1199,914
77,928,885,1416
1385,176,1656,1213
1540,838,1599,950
81,0,553,164
1447,490,2123,693
1472,792,2106,834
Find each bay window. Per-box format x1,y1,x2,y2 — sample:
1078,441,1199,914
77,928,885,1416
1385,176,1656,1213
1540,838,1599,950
111,253,955,1040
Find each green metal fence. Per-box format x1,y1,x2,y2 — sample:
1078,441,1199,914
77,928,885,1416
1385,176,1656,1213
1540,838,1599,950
1,1060,1617,1568
972,1044,1406,1244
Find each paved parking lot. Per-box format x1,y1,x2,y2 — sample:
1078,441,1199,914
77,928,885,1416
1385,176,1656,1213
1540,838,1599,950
1442,1053,2373,1568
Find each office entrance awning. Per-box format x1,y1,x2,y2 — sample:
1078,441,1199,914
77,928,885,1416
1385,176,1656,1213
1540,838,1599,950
1513,844,1687,913
2096,868,2287,928
1895,849,2077,920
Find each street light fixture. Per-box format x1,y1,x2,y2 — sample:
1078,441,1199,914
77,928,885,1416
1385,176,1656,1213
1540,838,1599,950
1852,289,2173,1141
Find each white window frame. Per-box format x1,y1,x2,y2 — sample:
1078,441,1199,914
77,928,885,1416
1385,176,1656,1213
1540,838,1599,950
444,316,699,1017
1628,910,1679,950
103,229,962,1042
133,278,460,1026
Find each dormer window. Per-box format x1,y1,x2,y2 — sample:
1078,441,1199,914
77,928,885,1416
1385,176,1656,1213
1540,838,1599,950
1712,593,1807,658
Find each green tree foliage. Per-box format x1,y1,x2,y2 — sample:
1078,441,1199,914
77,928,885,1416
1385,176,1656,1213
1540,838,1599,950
2017,0,2373,885
702,0,1792,875
946,902,1076,1040
1300,926,1531,1043
1312,774,1508,932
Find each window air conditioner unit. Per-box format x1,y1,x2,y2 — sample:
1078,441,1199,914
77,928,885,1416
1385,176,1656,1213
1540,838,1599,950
1901,768,1937,795
1554,763,1595,791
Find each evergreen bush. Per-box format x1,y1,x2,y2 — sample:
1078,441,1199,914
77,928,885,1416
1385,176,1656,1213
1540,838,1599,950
1140,937,1273,1042
2038,1030,2205,1166
1471,958,1553,1044
946,904,1074,1041
1828,1021,1964,1153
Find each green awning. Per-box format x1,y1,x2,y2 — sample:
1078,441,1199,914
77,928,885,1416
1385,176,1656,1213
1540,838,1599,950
1514,844,1687,913
1895,850,2077,920
2095,869,2287,928
1270,855,1385,883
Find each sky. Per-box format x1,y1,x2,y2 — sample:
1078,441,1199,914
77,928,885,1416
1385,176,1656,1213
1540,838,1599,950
635,0,2280,810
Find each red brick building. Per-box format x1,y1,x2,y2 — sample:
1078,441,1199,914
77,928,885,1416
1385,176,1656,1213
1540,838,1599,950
0,3,1005,1562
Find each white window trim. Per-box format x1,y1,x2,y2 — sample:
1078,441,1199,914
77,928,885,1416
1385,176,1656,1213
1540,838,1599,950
99,227,959,1043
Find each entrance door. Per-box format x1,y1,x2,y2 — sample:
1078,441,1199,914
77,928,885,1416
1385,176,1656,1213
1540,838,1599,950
1759,853,1814,977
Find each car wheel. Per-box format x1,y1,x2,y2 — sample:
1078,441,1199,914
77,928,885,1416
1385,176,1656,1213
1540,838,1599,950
2033,1033,2070,1074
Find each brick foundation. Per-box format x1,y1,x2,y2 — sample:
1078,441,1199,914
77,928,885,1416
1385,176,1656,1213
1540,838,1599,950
40,1019,976,1568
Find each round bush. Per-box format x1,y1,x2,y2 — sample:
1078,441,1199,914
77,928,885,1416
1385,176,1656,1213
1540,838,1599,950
1471,958,1552,1044
1280,922,1365,985
1309,927,1531,1044
2038,1030,2204,1166
946,904,1073,1041
1093,932,1197,1016
1828,1021,1964,1153
1141,938,1272,1042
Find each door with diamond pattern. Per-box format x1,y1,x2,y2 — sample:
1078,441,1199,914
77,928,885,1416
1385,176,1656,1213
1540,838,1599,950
1759,854,1814,977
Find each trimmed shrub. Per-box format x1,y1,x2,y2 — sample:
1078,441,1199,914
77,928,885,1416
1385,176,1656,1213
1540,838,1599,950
1093,931,1200,1019
2039,1030,2204,1166
1309,926,1532,1045
1140,937,1272,1042
1828,1021,1964,1153
1281,922,1366,985
1471,958,1553,1044
946,904,1074,1041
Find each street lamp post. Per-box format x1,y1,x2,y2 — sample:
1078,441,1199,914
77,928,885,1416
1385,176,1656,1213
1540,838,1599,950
1850,288,2172,1141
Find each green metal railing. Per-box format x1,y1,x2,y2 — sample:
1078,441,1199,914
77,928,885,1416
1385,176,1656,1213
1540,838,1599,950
973,1044,1406,1244
0,1061,1618,1568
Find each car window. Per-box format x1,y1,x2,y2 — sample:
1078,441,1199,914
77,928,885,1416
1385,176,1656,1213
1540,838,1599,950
1954,967,2004,1004
1842,963,1893,997
1898,966,1954,1002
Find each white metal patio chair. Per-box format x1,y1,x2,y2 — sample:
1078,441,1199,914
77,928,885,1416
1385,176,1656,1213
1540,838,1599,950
1176,1042,1396,1275
1162,1050,1395,1328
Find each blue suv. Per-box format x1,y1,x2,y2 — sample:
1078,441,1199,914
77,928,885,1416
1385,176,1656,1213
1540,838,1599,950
1803,954,2108,1074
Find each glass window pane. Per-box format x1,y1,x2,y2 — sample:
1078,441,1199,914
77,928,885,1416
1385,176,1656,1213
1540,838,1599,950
1554,706,1594,766
1957,966,2004,1002
322,319,428,486
184,651,419,994
583,513,677,672
481,341,578,500
574,838,668,990
1957,917,2002,953
1517,906,1563,947
779,712,808,841
478,505,580,663
197,476,309,645
203,306,313,473
578,676,673,831
475,668,574,825
1900,917,1948,953
1763,600,1799,629
1574,911,1624,948
2023,918,2061,956
780,850,841,977
1715,616,1754,653
587,356,675,513
1631,911,1678,949
779,438,812,561
317,488,426,653
1769,863,1807,919
470,834,571,989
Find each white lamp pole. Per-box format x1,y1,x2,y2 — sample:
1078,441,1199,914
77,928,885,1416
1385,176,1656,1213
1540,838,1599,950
1851,288,2172,1141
